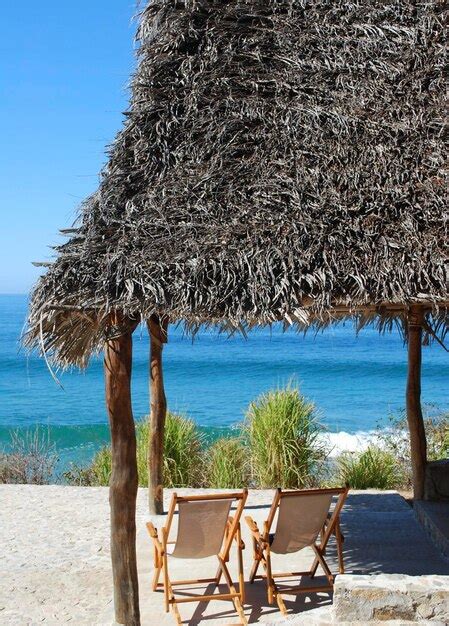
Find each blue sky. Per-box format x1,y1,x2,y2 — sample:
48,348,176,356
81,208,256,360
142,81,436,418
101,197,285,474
0,2,139,293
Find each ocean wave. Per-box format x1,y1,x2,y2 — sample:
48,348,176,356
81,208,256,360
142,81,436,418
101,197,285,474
319,430,382,457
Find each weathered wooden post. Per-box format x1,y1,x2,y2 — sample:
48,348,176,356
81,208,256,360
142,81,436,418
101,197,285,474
406,305,427,500
147,315,168,515
104,313,140,625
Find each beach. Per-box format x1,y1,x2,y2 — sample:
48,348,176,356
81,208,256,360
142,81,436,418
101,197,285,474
1,485,114,625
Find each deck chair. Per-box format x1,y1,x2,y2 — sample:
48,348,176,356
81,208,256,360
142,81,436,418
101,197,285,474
147,490,248,625
245,486,348,614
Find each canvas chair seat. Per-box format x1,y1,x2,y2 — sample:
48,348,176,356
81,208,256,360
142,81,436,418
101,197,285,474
147,490,248,625
245,486,348,615
269,492,333,554
170,498,233,559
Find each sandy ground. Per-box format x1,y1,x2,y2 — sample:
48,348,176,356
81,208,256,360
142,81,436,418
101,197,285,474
1,486,448,626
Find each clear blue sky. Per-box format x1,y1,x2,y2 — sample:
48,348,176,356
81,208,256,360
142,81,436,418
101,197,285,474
0,2,138,294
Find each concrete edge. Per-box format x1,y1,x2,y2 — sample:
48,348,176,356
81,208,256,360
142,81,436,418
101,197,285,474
414,501,449,559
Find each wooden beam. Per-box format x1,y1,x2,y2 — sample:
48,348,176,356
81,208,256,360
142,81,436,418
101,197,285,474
406,306,427,500
104,314,140,625
147,315,168,515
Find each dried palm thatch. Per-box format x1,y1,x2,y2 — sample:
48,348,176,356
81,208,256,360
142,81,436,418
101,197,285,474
25,0,448,367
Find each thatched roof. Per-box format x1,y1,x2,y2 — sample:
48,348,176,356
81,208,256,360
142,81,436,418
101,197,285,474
26,0,448,366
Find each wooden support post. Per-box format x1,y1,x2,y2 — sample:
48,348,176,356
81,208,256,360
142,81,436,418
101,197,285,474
104,314,140,626
147,315,168,515
406,306,427,500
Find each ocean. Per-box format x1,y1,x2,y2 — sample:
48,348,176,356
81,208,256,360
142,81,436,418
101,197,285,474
0,294,447,470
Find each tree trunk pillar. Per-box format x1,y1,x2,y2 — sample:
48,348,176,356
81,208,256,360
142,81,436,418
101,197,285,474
147,316,168,515
406,306,427,500
104,315,140,626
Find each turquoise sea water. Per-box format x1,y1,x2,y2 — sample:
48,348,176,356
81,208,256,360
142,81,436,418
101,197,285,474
0,294,447,469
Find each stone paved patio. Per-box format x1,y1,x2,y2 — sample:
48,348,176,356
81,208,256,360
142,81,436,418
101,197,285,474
140,489,449,624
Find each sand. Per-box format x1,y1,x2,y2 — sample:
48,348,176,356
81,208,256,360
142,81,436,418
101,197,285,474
1,485,114,625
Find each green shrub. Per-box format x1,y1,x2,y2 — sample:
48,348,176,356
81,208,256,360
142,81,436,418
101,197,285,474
206,437,249,488
64,445,112,486
162,413,205,487
443,426,449,458
136,419,149,487
426,411,449,461
0,426,58,485
62,463,95,486
65,412,205,487
245,385,326,488
375,407,449,488
91,446,113,485
337,446,400,489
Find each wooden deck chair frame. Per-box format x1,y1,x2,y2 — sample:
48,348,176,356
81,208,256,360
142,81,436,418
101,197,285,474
147,490,248,625
245,486,348,615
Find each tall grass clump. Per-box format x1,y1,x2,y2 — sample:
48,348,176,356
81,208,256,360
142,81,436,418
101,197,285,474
206,437,249,488
135,419,149,487
90,446,113,485
0,426,58,484
337,446,399,489
65,412,204,487
162,413,204,487
245,385,326,488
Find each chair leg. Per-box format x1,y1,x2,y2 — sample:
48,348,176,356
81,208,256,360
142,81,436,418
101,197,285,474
162,552,170,612
311,521,330,577
172,605,182,626
152,564,162,591
167,579,182,625
262,549,286,614
320,526,326,555
249,536,261,583
218,557,248,625
310,555,319,578
237,527,245,605
276,592,288,615
152,545,162,591
214,563,223,587
311,522,345,579
335,521,345,574
265,549,275,605
312,545,334,587
249,557,260,583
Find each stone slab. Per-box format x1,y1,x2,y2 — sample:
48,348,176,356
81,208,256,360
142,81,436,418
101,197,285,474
424,460,449,501
333,574,449,623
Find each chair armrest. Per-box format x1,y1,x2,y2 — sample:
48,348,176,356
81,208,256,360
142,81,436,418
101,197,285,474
245,515,265,541
246,515,270,555
231,521,245,549
245,515,258,532
146,522,163,552
146,521,158,538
